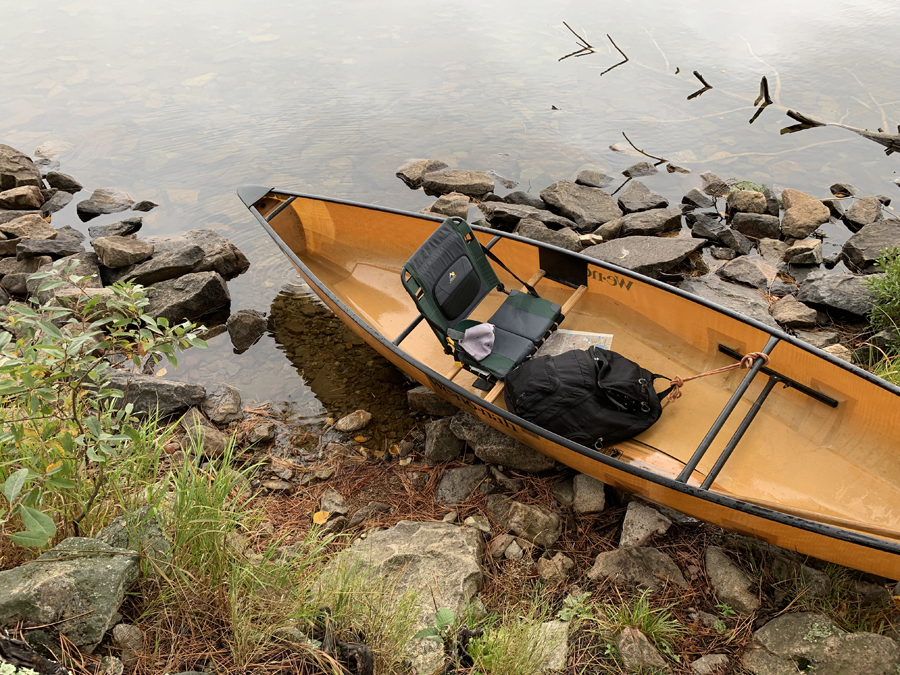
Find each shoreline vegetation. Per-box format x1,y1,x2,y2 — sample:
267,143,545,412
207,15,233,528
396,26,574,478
0,143,899,675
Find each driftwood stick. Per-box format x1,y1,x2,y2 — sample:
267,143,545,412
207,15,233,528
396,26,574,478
563,21,593,49
599,34,629,76
754,75,773,106
693,70,712,88
621,132,667,163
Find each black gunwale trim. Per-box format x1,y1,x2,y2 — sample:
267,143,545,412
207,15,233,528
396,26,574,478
241,186,900,559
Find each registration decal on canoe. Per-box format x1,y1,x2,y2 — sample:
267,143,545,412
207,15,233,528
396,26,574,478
588,268,633,291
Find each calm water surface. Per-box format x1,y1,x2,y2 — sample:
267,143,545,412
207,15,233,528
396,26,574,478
2,0,899,419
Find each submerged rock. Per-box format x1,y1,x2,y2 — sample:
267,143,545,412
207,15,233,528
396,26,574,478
396,158,449,189
422,169,493,198
76,188,135,221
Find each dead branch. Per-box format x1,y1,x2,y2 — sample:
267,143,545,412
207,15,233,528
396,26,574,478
559,22,594,61
621,132,668,163
693,71,712,88
599,34,629,76
754,76,773,106
781,109,900,155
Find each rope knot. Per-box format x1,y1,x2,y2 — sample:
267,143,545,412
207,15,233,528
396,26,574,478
740,352,770,368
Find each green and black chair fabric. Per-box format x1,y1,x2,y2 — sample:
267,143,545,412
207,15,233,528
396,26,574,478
401,216,562,382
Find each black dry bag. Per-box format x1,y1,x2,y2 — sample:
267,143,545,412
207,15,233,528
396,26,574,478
503,346,669,449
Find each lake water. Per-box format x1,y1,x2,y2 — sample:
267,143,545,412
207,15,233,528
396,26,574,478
3,0,899,422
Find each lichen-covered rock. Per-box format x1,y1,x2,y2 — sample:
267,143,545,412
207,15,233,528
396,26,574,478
705,546,760,614
0,537,138,650
572,474,605,514
587,547,688,591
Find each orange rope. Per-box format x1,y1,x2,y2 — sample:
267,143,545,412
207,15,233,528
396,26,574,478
662,351,770,408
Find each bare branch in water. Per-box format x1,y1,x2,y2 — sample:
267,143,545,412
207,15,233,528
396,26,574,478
754,76,773,106
781,109,900,155
559,22,595,61
599,34,629,76
693,71,712,88
621,132,668,163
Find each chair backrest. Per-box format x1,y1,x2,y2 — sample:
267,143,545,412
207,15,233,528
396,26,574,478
401,217,500,344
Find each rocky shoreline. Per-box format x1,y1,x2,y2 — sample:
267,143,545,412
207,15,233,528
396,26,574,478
1,145,899,675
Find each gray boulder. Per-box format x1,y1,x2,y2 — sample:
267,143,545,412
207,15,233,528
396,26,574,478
92,236,154,268
88,216,142,240
732,213,781,240
0,210,39,227
619,501,672,548
321,521,483,674
763,186,781,217
587,547,688,591
618,180,668,213
842,219,900,273
770,296,817,329
0,185,44,210
505,191,548,209
41,190,73,216
716,256,769,290
395,158,449,189
758,238,789,265
16,238,84,261
720,227,754,255
742,612,900,675
424,417,464,463
705,546,760,614
618,207,683,236
449,412,555,472
143,229,250,279
622,162,658,178
691,654,729,675
76,188,135,221
104,244,204,286
781,189,830,239
180,407,228,458
436,464,488,504
572,474,605,514
422,192,469,219
515,218,582,252
422,169,493,198
226,308,267,352
682,188,715,209
575,169,613,188
0,537,138,650
0,214,58,240
797,271,876,317
0,144,43,190
844,195,884,232
794,330,840,349
145,271,231,323
478,201,577,230
699,171,730,198
616,627,669,672
583,236,704,279
540,180,622,230
407,385,458,416
45,171,83,193
201,383,243,426
679,276,778,328
107,372,206,418
691,214,728,242
783,239,823,266
26,253,103,304
490,497,562,547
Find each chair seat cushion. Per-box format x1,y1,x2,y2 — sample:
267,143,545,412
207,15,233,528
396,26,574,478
489,290,562,344
455,320,535,379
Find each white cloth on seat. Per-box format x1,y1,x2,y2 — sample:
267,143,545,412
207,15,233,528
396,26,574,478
459,322,495,361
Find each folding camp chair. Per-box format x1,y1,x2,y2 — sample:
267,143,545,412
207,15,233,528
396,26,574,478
401,217,562,387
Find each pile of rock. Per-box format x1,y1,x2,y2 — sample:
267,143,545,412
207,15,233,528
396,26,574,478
397,159,900,362
0,144,263,350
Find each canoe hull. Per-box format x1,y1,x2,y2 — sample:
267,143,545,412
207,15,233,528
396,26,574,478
241,186,900,580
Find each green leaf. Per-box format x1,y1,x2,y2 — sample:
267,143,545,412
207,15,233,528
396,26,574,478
85,416,103,437
18,505,56,541
412,627,440,640
36,279,67,294
435,608,454,631
36,321,63,340
9,529,51,547
46,477,77,489
3,468,29,505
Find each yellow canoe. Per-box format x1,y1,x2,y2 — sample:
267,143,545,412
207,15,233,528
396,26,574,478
239,186,900,580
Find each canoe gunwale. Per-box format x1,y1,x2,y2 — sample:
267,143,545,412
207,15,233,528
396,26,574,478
240,186,900,561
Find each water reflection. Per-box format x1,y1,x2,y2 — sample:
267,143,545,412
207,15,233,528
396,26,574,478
2,0,899,411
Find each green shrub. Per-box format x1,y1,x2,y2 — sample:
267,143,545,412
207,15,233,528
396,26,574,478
865,247,900,341
0,260,207,547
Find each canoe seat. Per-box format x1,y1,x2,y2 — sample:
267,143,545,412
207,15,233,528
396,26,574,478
401,216,561,382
